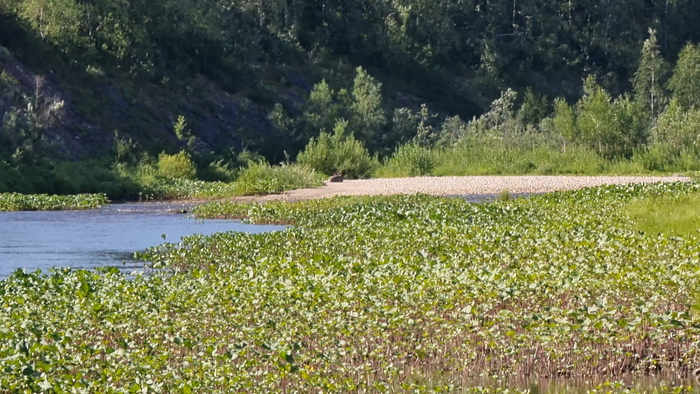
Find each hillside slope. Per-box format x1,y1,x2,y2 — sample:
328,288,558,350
1,0,697,162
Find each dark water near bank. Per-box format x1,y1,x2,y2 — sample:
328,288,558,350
0,203,285,278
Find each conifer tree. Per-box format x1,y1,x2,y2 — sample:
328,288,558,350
632,29,669,119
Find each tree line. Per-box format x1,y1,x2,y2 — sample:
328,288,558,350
0,0,698,185
2,0,698,88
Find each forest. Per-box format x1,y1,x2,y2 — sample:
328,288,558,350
0,0,699,197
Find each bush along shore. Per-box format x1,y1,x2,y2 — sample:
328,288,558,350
0,192,109,211
0,182,697,391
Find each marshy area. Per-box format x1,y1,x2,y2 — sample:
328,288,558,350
0,181,698,392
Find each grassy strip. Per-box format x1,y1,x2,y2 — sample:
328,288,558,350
1,158,325,201
1,183,698,391
138,162,325,200
376,140,700,178
0,193,109,211
625,193,700,238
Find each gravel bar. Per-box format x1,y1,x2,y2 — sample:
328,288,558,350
233,175,692,202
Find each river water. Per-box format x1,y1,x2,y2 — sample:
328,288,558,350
0,203,285,278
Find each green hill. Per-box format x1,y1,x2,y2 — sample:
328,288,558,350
0,0,698,197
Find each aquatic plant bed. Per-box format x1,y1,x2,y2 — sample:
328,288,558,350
0,193,109,211
1,183,698,392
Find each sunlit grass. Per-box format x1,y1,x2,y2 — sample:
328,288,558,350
377,138,700,177
625,193,700,238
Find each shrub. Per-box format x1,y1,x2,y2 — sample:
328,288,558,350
234,161,324,196
551,98,577,150
197,160,235,182
297,120,378,179
667,43,700,110
157,151,196,180
378,142,435,177
653,99,700,152
574,77,648,158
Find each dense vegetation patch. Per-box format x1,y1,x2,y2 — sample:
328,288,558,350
625,193,700,239
137,162,324,201
1,182,698,391
0,192,108,211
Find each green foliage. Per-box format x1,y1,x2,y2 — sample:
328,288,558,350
384,0,457,66
301,80,341,138
232,161,324,196
378,133,698,177
3,183,696,390
377,142,435,177
1,0,698,169
1,0,698,193
625,192,700,238
197,160,235,182
0,74,48,164
139,178,238,200
496,190,512,201
632,29,669,119
173,115,196,151
16,0,85,52
0,46,12,60
157,151,196,180
479,89,519,135
652,99,700,153
437,115,469,146
667,43,700,110
297,120,378,178
517,88,550,126
576,77,619,156
112,131,138,165
430,139,615,175
0,192,108,211
575,77,648,158
552,98,578,148
349,67,386,147
389,107,422,147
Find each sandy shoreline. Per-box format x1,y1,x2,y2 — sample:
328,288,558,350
229,175,692,203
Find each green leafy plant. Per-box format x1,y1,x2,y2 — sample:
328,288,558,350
377,142,435,177
1,182,698,391
233,161,324,195
0,192,108,211
157,151,196,180
297,120,378,178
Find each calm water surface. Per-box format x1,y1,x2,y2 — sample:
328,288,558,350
0,203,285,277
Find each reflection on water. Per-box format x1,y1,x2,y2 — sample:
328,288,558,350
0,203,285,278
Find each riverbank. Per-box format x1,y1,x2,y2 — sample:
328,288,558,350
227,174,693,202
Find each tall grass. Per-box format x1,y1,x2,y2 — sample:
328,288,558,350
136,162,324,200
625,192,700,238
232,161,325,196
376,142,435,177
377,137,700,177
